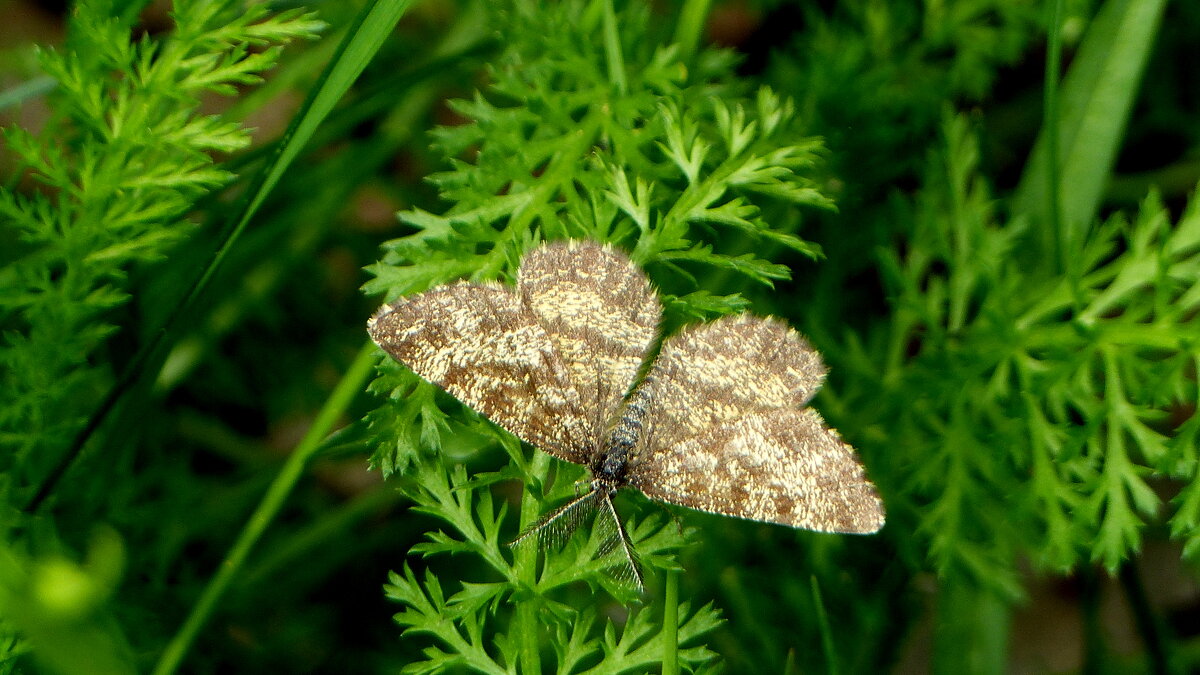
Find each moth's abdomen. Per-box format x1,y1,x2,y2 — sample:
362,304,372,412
595,385,652,484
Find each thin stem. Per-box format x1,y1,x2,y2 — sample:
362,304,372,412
236,483,404,591
1043,0,1063,265
662,568,679,675
673,0,712,61
515,599,543,675
0,75,56,111
514,450,550,675
151,342,378,675
601,0,626,95
812,575,839,675
1119,560,1179,675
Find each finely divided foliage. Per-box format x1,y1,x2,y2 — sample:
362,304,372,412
0,0,321,668
858,115,1200,591
362,2,839,671
359,6,830,316
364,1,1200,669
0,1,322,500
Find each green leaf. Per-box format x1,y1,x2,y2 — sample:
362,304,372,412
1013,0,1168,256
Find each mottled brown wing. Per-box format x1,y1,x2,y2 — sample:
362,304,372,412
628,313,883,532
640,313,828,447
518,240,660,438
629,409,884,533
367,281,593,465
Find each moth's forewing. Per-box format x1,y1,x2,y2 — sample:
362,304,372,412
367,282,593,465
518,240,661,447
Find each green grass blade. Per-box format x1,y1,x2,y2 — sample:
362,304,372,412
151,342,378,675
1013,0,1167,258
27,0,415,512
0,75,56,111
673,0,712,60
811,576,838,675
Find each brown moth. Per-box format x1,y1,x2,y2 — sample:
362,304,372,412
367,240,884,589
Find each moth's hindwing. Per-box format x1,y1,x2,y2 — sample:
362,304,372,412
631,408,885,533
638,314,827,445
629,314,884,532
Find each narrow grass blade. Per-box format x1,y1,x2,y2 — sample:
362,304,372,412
1013,0,1167,258
151,342,378,675
27,0,415,511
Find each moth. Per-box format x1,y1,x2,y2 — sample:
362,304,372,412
368,240,884,588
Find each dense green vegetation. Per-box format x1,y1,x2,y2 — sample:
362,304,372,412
1,0,1197,672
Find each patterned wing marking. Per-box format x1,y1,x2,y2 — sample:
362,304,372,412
640,314,827,449
367,282,593,465
518,240,661,436
629,409,884,533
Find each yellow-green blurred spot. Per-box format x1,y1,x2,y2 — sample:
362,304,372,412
34,560,99,619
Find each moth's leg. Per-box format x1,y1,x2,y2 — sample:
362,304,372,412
573,478,590,496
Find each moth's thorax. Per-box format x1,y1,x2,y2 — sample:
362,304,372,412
592,384,653,487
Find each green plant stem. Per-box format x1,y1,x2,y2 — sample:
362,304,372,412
1119,561,1179,675
601,0,626,95
235,483,404,591
932,578,1008,675
1043,0,1064,272
151,342,378,675
0,75,56,111
515,451,551,674
662,568,679,675
673,0,712,61
811,575,838,675
515,598,542,674
1080,567,1104,675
